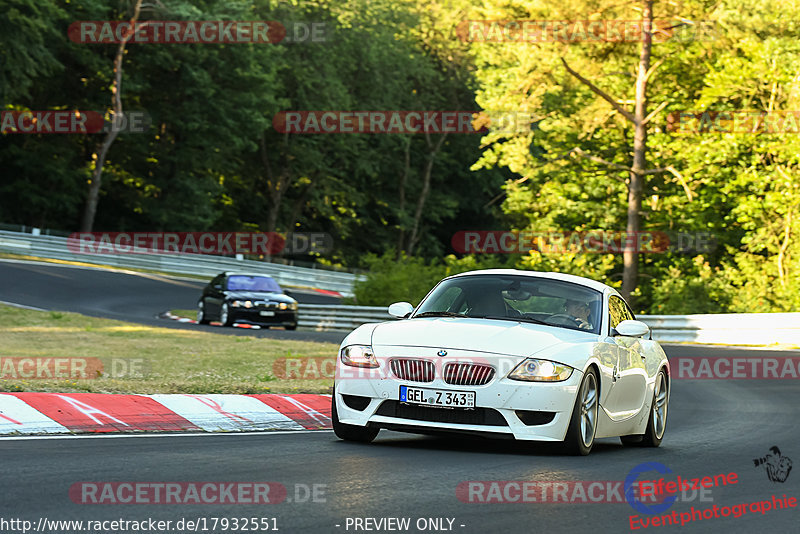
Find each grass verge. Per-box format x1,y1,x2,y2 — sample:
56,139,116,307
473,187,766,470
0,304,337,394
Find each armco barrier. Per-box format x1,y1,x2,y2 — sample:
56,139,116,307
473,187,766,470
297,305,800,345
0,230,361,296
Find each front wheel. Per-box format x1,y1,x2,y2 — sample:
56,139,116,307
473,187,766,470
219,302,232,326
564,368,599,455
285,324,297,331
332,392,379,443
622,369,668,447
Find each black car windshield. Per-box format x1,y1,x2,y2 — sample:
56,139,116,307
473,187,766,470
412,274,603,334
226,275,281,293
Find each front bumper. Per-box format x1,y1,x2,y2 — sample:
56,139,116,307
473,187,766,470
334,347,583,442
229,308,297,326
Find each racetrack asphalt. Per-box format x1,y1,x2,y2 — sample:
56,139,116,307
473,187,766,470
0,258,345,343
1,259,799,533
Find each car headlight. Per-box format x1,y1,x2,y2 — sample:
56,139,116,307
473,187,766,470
231,300,253,308
508,359,573,382
279,302,290,310
231,300,241,308
340,345,378,368
289,302,298,310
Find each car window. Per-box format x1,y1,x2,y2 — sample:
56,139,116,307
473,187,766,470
226,275,281,292
413,274,603,334
608,296,629,329
428,285,463,312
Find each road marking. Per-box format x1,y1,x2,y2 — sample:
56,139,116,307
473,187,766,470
0,299,48,311
0,429,333,441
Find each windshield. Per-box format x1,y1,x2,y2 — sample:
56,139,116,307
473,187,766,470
226,275,282,293
412,274,603,334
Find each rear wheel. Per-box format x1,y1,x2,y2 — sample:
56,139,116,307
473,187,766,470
332,391,379,443
564,368,599,456
286,324,297,331
622,369,668,447
197,300,210,324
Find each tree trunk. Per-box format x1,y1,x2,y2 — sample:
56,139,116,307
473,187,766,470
621,0,653,305
406,133,447,255
80,0,143,232
396,137,411,258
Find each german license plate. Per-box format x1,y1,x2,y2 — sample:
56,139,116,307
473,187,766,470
399,386,475,408
259,311,275,317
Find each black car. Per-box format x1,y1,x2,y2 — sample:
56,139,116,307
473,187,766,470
197,272,298,329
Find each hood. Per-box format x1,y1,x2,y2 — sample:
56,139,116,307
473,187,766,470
370,317,594,358
224,291,295,303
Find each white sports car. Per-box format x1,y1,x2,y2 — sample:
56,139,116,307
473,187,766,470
332,269,670,455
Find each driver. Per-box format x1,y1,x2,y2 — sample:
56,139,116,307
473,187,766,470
564,299,593,330
466,289,508,317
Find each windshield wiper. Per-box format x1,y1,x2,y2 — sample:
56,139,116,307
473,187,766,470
412,311,468,319
477,315,550,325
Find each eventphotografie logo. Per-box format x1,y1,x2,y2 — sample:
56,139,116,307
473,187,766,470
754,446,793,483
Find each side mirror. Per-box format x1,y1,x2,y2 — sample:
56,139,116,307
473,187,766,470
614,319,650,338
388,302,414,319
213,284,223,290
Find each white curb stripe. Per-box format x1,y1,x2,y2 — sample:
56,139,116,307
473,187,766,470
146,394,304,432
0,394,70,434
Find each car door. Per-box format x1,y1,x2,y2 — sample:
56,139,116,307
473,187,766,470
596,296,628,419
609,297,649,417
204,274,225,318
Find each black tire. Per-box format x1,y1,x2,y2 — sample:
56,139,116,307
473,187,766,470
622,369,668,447
219,302,232,327
286,324,297,331
332,392,379,443
564,367,599,456
197,300,210,324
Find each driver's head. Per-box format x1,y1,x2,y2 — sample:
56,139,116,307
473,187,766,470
565,299,591,321
468,289,506,317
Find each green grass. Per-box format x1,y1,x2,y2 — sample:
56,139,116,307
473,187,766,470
0,304,338,394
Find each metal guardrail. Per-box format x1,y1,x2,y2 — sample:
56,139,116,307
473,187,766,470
0,230,362,296
298,305,800,345
297,305,394,331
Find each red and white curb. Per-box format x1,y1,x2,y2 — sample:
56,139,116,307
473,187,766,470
0,393,331,435
162,311,262,329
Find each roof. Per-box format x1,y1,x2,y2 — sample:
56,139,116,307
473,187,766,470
447,269,618,296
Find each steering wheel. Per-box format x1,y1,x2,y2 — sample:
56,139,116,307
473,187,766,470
548,313,581,324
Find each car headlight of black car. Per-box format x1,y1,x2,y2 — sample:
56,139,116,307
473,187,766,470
231,300,253,308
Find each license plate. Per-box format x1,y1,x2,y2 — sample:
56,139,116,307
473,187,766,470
399,386,475,408
259,311,275,317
